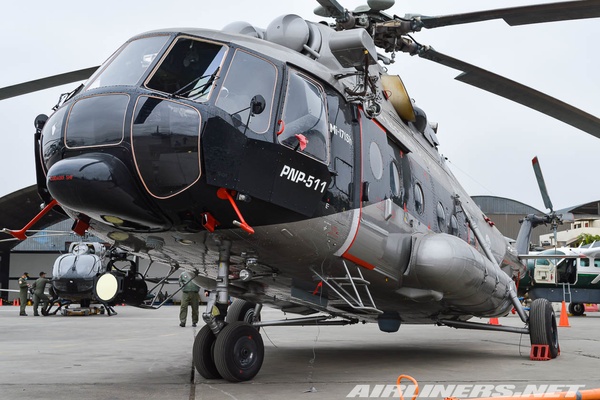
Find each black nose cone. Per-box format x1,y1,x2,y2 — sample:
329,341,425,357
47,153,169,231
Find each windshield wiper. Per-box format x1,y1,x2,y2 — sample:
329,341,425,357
171,67,220,99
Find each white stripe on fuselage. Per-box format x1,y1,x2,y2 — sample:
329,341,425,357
334,208,360,257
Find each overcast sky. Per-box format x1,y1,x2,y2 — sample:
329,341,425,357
1,0,598,215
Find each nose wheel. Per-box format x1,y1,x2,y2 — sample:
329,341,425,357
193,240,265,382
226,299,262,330
193,312,264,381
213,322,264,382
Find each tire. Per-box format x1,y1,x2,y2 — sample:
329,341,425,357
226,299,261,330
193,325,222,380
529,298,559,358
568,302,585,316
213,322,264,382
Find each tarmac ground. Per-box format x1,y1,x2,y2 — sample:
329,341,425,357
1,304,599,400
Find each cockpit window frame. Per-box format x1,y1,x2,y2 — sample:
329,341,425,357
143,35,229,103
215,48,279,135
84,34,172,91
64,93,130,150
279,68,330,165
130,95,203,200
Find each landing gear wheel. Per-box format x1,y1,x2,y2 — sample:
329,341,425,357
226,299,261,330
214,322,264,382
568,302,585,316
193,325,222,380
529,298,559,359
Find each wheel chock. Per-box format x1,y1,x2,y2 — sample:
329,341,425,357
530,345,551,361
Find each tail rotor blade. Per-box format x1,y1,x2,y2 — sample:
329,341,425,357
532,156,553,212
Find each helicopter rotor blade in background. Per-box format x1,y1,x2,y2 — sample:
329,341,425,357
0,66,98,101
532,156,554,213
315,0,347,19
410,0,600,30
418,47,600,139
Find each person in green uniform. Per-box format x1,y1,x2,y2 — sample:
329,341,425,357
179,271,199,327
18,272,30,316
33,271,50,316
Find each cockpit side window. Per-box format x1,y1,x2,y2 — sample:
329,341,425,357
279,70,329,164
146,37,227,102
215,49,278,134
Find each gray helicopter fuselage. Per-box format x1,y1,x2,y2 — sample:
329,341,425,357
41,20,523,325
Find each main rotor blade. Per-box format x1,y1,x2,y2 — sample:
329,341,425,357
532,156,554,212
315,0,347,19
0,66,98,101
418,47,600,139
414,0,600,29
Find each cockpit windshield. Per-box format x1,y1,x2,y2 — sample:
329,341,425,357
85,35,170,90
146,37,227,102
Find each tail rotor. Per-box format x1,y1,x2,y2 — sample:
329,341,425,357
531,156,572,246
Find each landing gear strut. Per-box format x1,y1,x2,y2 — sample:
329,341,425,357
193,240,265,382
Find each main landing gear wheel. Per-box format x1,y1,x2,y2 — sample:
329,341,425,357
225,299,261,330
214,322,264,382
568,302,585,316
193,325,222,380
529,298,559,359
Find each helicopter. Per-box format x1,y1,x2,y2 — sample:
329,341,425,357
46,241,116,315
48,241,181,316
2,0,600,383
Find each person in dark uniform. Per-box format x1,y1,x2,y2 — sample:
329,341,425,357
18,272,30,316
33,272,50,316
179,271,200,327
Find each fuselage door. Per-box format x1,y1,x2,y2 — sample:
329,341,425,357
335,110,411,279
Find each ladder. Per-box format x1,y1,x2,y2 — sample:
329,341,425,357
561,282,572,304
311,261,383,315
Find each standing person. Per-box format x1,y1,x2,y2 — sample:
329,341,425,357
18,272,30,316
179,271,199,327
33,272,50,316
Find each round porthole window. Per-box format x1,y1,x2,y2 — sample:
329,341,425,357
450,215,459,236
369,142,383,180
436,202,446,230
390,161,401,198
414,183,424,214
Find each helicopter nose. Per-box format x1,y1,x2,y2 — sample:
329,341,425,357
46,153,170,230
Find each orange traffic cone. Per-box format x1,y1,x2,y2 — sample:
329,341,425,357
488,317,500,325
0,298,3,306
13,298,20,306
559,301,570,327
